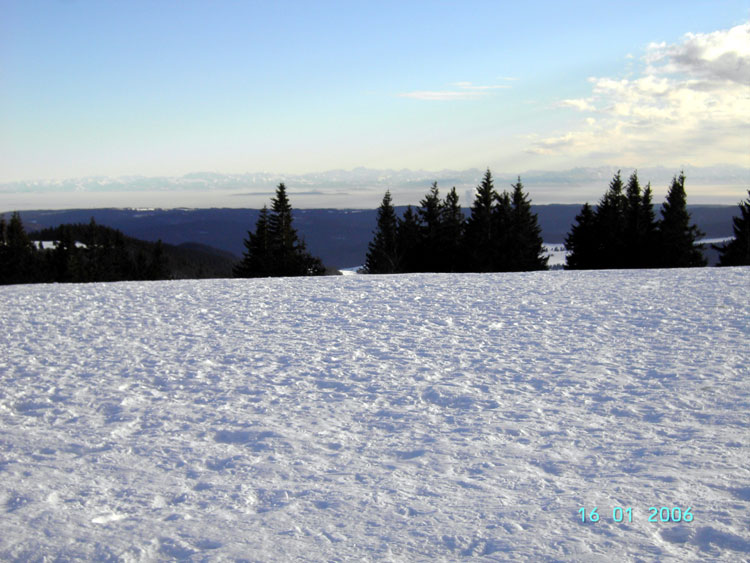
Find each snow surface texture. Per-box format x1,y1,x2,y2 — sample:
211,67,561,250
1,269,748,561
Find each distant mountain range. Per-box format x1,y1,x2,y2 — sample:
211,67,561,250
3,166,748,211
13,205,738,269
4,165,748,194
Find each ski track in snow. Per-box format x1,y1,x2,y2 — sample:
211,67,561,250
0,268,748,561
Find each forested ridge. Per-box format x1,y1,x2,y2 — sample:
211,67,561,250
0,217,236,284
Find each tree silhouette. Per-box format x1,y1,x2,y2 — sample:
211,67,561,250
657,172,706,268
440,187,465,272
507,177,547,271
0,212,39,284
715,190,750,266
235,184,324,277
464,169,498,271
364,191,399,274
417,182,444,272
397,205,420,273
234,206,272,277
623,172,653,268
565,203,597,269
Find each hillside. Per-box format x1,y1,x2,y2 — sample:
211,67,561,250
26,222,237,280
1,268,748,560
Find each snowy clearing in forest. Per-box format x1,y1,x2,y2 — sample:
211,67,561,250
1,268,748,561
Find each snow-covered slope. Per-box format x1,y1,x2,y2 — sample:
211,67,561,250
1,269,748,561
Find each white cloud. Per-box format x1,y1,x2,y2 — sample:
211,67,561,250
399,81,510,101
645,23,750,84
528,24,750,167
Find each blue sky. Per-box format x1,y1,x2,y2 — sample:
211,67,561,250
1,1,748,205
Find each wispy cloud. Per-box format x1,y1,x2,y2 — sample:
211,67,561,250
399,81,511,101
527,24,750,167
451,81,511,91
558,98,596,112
398,90,485,101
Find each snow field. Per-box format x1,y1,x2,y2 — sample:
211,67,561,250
0,268,748,561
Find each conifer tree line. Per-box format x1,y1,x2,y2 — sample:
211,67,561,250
233,183,325,277
713,190,750,267
0,214,169,284
2,175,746,285
564,170,708,269
364,169,548,273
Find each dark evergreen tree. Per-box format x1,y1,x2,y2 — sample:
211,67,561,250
145,240,169,280
491,190,512,271
622,172,658,268
235,184,324,277
594,171,628,268
364,191,399,274
131,250,147,280
397,205,420,273
417,182,443,272
110,230,135,280
506,177,547,271
624,171,644,268
638,183,657,267
0,215,8,283
440,187,465,272
715,190,750,266
565,203,597,269
268,183,299,275
234,206,272,277
0,212,39,284
656,172,706,267
464,169,497,272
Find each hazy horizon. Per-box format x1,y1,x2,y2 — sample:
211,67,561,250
1,164,747,212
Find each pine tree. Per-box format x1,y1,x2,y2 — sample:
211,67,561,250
594,171,628,268
235,184,324,277
234,206,272,277
440,187,465,272
624,171,644,268
464,169,497,272
133,250,148,281
269,183,324,276
565,203,597,269
0,212,39,284
417,182,443,272
364,191,399,274
145,240,169,280
111,230,134,280
639,183,657,267
715,190,750,266
492,190,512,271
397,205,420,273
268,183,298,274
657,172,706,267
623,172,657,268
507,177,547,271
